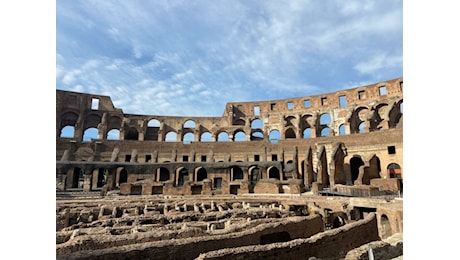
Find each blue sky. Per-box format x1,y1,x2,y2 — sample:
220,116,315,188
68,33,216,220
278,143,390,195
56,0,402,117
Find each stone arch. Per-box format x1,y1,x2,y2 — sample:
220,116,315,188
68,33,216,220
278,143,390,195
233,118,245,126
183,119,196,128
119,168,128,185
84,113,101,130
233,129,247,141
331,143,346,186
285,127,296,139
176,167,189,187
183,132,194,144
387,163,402,178
380,214,392,239
107,129,120,140
200,132,212,142
284,115,296,127
251,118,263,129
217,131,229,142
321,127,330,137
303,128,312,138
317,147,329,186
145,118,161,141
231,166,244,180
350,156,364,184
195,167,207,182
389,99,403,128
158,167,170,181
339,124,346,135
83,127,98,141
250,129,264,141
165,131,177,142
268,166,280,180
269,129,280,143
124,127,139,140
249,166,261,193
349,106,369,134
60,125,75,138
108,116,122,131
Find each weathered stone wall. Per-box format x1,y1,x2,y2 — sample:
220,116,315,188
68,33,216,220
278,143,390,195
56,215,323,260
196,213,379,260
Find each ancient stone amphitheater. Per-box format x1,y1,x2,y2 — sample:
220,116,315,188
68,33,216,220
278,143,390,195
56,77,403,259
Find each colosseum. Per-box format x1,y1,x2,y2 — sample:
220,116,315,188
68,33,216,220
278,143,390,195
56,77,403,259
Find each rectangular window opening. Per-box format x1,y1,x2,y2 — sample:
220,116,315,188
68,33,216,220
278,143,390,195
254,106,260,116
254,155,260,161
125,155,131,162
146,155,152,162
287,102,294,110
214,178,223,189
358,90,366,100
304,99,310,108
201,155,207,162
387,146,396,154
339,95,347,108
379,86,387,96
272,154,278,161
400,81,403,91
270,103,276,111
91,98,99,110
183,155,189,162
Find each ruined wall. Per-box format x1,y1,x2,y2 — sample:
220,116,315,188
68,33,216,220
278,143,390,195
56,215,323,260
196,213,379,260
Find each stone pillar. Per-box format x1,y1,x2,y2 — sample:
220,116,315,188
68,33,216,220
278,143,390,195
56,172,67,191
83,172,92,192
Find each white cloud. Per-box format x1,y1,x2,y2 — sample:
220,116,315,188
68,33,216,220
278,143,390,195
354,52,403,75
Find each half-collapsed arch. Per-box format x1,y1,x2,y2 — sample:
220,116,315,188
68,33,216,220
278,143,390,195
339,124,346,135
303,128,311,138
84,114,101,129
249,166,261,193
284,115,296,127
146,119,160,141
60,111,79,128
250,130,264,141
321,127,330,137
349,106,369,134
147,119,161,127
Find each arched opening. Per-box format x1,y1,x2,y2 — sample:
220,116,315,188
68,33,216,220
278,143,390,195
60,126,75,138
96,168,105,188
234,131,246,141
165,131,177,142
231,166,244,180
269,129,280,143
177,168,189,186
71,167,84,188
332,216,346,228
158,167,170,181
217,132,229,142
183,132,194,144
124,127,139,140
358,122,366,133
249,166,260,193
183,120,196,128
320,113,331,125
321,127,330,137
303,128,311,138
285,128,296,139
119,169,128,185
284,116,296,127
145,119,161,141
339,124,346,135
107,129,120,140
200,132,212,142
268,167,280,180
196,167,207,181
350,156,364,183
387,163,402,178
380,214,393,239
251,131,264,141
251,119,263,129
83,127,98,141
